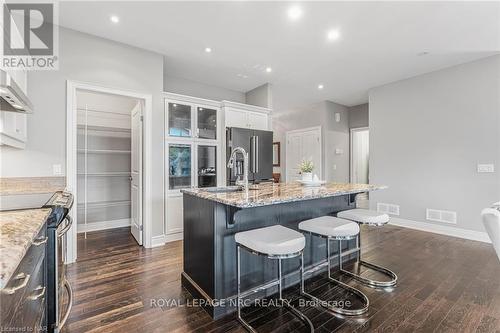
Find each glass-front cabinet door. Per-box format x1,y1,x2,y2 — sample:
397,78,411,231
197,145,217,188
168,102,192,137
196,107,217,140
168,144,192,190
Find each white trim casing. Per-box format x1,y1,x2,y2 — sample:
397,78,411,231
66,80,154,264
389,217,491,243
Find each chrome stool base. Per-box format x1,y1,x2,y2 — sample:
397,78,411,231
339,233,397,288
236,244,314,333
300,236,369,316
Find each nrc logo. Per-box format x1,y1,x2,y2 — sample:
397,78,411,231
3,3,54,56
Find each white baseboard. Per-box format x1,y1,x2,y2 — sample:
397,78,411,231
145,232,183,248
77,218,131,233
389,217,491,243
151,234,166,248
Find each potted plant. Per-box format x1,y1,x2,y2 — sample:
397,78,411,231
299,159,314,181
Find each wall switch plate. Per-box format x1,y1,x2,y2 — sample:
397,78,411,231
335,148,343,155
477,164,494,173
333,164,337,170
53,164,62,176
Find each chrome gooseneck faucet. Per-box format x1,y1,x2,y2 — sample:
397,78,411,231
227,147,249,190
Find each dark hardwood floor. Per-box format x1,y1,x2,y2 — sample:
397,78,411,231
63,225,500,333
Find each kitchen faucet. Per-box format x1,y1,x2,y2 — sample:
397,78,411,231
227,147,249,191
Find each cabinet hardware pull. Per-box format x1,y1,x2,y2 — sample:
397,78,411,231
2,273,30,294
32,236,47,246
28,286,46,300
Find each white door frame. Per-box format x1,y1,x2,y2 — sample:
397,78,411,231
285,126,322,182
66,80,154,263
349,127,369,184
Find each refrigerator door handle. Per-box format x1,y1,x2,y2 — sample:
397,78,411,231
250,136,256,173
254,135,259,174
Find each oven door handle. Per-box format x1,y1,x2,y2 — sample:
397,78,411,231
58,215,73,238
58,279,73,330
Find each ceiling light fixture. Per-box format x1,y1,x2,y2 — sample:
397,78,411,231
318,84,324,90
205,47,212,53
287,5,303,21
265,67,272,73
327,29,340,41
110,15,120,23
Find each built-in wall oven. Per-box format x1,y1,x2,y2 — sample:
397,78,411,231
43,192,73,333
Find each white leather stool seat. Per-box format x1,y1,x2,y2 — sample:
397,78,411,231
299,216,359,238
235,225,305,256
337,209,389,225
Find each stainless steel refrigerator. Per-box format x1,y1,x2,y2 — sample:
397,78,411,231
226,127,273,184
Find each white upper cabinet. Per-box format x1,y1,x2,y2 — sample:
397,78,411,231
222,101,271,131
0,112,27,149
224,107,248,128
247,111,268,130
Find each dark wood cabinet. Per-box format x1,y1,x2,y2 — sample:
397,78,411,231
1,223,47,332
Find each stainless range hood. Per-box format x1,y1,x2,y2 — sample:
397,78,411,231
0,69,33,113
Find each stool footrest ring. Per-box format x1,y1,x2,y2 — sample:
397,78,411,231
340,260,397,288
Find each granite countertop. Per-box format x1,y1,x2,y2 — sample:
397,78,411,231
182,182,387,208
0,177,66,195
0,208,52,289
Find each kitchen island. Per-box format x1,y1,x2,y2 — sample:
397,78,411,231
181,182,386,319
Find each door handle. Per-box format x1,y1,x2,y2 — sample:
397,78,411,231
254,136,259,174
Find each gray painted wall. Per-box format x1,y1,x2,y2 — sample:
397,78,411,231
369,55,500,233
0,27,166,237
245,83,273,108
348,103,369,129
163,72,245,103
272,100,350,182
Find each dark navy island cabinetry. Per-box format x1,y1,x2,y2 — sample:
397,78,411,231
181,182,386,319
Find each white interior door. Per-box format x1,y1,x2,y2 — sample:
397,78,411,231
131,102,143,245
286,127,322,181
350,128,369,184
286,133,302,181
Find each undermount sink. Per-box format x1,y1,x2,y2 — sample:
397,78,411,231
203,186,243,193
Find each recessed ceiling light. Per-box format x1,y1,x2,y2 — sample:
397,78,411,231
110,15,119,23
318,84,324,90
265,67,272,73
327,29,340,41
287,5,303,21
205,47,212,53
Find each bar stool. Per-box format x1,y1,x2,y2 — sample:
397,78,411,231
235,225,314,333
298,216,369,316
337,209,397,288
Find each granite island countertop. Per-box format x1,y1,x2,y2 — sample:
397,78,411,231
0,208,52,289
181,182,387,208
0,177,66,196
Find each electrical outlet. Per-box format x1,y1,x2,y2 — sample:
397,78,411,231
53,164,62,176
477,164,494,173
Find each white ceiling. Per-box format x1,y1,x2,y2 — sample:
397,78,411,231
59,1,500,110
